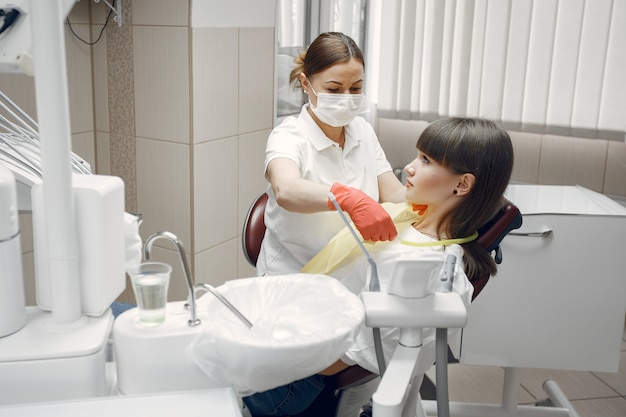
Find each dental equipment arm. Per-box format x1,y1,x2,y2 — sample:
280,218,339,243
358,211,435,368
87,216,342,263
361,255,467,417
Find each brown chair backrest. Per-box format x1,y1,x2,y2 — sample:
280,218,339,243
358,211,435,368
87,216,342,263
242,192,269,266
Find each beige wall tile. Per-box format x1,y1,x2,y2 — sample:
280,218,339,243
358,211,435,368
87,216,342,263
509,131,542,184
133,26,190,143
95,131,111,175
192,27,238,142
538,135,608,193
110,133,137,212
92,26,110,133
68,0,90,24
193,137,238,251
18,213,33,253
136,138,191,248
604,141,626,197
71,131,96,172
91,0,114,25
133,0,189,26
377,118,428,169
21,251,36,306
238,249,257,278
194,239,239,287
238,129,270,230
65,24,95,134
239,28,274,134
0,74,36,121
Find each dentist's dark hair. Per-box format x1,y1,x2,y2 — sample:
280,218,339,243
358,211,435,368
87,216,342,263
417,117,514,281
289,32,364,88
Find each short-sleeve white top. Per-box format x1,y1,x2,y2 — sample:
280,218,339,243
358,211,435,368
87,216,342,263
257,104,393,276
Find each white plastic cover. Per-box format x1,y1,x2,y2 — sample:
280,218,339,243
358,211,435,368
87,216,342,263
123,212,143,274
189,274,365,395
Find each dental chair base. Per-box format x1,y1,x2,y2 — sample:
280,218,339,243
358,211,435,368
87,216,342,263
363,291,579,417
420,367,577,417
0,307,113,405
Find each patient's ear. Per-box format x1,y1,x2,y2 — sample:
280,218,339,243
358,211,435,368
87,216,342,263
456,173,475,196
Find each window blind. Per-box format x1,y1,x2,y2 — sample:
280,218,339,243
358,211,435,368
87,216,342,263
366,0,626,140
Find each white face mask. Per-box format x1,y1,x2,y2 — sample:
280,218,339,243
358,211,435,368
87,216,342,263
308,82,365,127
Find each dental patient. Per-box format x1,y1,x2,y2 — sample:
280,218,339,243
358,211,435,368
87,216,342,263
243,117,514,417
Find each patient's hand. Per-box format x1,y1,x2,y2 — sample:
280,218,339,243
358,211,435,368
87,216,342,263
318,359,350,376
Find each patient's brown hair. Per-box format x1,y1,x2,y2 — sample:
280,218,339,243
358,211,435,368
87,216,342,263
417,117,514,281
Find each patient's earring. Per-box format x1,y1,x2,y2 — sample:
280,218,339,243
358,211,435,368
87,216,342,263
453,189,458,195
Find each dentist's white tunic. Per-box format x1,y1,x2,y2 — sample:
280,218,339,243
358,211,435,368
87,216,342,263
257,104,394,276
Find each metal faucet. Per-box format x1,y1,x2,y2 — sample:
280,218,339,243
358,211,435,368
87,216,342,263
194,283,253,328
144,231,201,327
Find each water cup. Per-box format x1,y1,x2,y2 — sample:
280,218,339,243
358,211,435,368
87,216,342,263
129,262,171,326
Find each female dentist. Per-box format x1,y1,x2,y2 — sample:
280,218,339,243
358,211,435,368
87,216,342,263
257,32,406,276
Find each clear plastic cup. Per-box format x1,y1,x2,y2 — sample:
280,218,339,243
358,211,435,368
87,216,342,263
129,262,171,326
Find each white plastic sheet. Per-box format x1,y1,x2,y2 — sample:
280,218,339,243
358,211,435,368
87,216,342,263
189,274,365,395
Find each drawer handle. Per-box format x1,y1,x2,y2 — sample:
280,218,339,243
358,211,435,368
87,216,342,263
509,229,553,238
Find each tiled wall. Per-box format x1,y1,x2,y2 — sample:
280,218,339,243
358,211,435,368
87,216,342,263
377,118,626,198
11,0,273,307
113,0,273,302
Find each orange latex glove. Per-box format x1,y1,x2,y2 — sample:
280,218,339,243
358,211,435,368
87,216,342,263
328,182,398,242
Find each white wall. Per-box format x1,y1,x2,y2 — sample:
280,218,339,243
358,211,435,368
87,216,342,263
191,0,276,28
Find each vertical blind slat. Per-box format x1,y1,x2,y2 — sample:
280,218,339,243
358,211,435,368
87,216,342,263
545,0,585,133
410,0,427,115
572,0,613,132
397,0,418,119
521,0,558,129
419,0,446,117
599,0,626,133
375,0,402,117
466,0,488,117
501,0,532,128
448,0,474,117
437,0,458,118
369,0,625,136
479,0,511,121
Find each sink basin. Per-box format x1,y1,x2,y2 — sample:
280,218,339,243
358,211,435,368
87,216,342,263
189,274,365,394
114,274,364,396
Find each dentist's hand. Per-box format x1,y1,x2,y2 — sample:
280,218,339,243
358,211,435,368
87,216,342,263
328,182,398,242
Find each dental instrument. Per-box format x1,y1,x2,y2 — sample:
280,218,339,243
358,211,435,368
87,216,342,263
329,191,387,377
328,192,379,291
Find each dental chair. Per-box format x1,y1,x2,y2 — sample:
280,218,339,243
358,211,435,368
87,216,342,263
242,192,522,417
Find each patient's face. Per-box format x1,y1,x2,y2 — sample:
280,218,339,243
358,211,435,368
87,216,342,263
404,151,459,207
